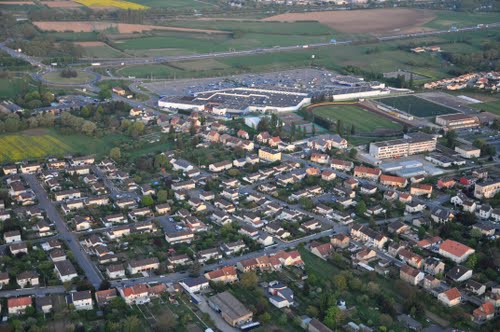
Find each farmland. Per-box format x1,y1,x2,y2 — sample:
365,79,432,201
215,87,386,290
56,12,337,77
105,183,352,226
262,8,436,35
379,95,457,118
78,41,127,58
74,0,147,10
0,129,124,163
310,104,403,133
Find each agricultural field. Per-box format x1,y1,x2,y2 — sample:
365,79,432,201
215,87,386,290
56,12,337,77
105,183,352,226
0,129,124,163
310,104,403,133
379,95,458,118
74,0,147,10
167,20,337,36
471,100,500,116
77,41,128,58
262,8,436,35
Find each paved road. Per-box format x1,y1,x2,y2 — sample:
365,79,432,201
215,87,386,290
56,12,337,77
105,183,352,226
0,285,66,298
24,174,103,288
111,227,337,288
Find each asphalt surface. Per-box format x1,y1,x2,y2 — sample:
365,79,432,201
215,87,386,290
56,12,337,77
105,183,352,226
24,174,103,288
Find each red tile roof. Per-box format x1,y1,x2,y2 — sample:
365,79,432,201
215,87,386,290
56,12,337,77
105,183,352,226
442,287,461,301
122,284,149,297
380,174,407,184
354,166,381,176
8,296,32,308
439,239,473,258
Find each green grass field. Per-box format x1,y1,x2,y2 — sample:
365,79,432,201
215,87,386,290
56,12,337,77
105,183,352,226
311,105,403,133
0,129,124,163
47,32,100,42
471,100,500,116
0,76,37,99
379,95,457,117
115,31,333,54
82,44,127,58
425,11,500,30
42,71,96,84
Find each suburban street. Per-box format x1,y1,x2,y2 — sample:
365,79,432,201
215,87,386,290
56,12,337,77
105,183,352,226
23,174,104,288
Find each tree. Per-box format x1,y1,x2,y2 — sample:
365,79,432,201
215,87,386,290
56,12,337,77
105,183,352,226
350,124,355,135
141,195,154,207
241,271,258,289
189,261,201,277
123,316,142,332
306,305,319,318
336,120,343,135
324,306,340,329
356,200,367,216
110,147,121,160
465,254,477,269
154,154,168,169
157,190,168,203
349,148,358,159
99,280,111,290
333,274,347,291
99,88,112,100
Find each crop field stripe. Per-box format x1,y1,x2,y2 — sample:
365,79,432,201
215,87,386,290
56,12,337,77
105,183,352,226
378,95,457,117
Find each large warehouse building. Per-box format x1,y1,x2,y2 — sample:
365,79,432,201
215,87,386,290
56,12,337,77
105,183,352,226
158,87,311,115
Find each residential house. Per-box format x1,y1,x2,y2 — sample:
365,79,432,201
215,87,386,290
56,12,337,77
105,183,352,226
127,258,160,275
54,260,78,282
439,239,475,263
446,265,473,283
400,265,424,286
8,296,32,315
437,288,461,307
205,266,238,284
410,184,433,198
70,290,93,311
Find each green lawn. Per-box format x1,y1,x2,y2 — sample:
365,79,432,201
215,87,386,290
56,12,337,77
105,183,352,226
46,32,100,42
470,100,500,116
0,129,125,163
311,105,403,133
42,71,96,85
379,95,457,117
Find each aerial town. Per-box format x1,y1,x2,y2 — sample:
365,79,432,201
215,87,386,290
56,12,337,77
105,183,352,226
0,1,499,332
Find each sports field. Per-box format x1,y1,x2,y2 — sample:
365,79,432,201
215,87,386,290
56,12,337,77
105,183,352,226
0,129,123,163
310,105,403,133
379,95,457,117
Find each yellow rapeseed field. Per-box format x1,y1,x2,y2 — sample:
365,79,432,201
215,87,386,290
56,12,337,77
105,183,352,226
74,0,148,10
0,133,73,162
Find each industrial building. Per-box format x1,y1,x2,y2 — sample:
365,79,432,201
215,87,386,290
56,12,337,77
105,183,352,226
208,291,253,327
369,133,437,159
158,87,311,115
435,113,480,130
